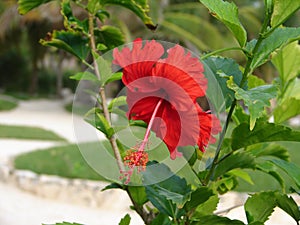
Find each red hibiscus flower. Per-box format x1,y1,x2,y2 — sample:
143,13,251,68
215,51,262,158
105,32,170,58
113,39,221,181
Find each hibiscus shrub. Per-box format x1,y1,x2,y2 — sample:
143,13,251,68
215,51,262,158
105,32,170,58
18,0,300,225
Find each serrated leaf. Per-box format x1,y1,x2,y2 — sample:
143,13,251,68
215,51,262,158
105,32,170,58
213,152,256,179
227,77,277,130
101,0,156,29
18,0,53,14
245,192,277,224
192,194,219,217
275,193,300,223
272,41,300,84
250,27,300,70
185,187,215,211
91,51,112,86
200,0,247,47
231,121,300,150
119,214,131,225
40,30,89,62
271,0,300,27
271,159,300,188
70,71,100,84
191,215,245,225
203,56,244,108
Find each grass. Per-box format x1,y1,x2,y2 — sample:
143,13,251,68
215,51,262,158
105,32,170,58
0,124,66,141
14,142,106,181
0,97,18,111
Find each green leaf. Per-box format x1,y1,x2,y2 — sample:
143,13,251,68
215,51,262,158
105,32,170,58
101,0,156,30
275,193,300,223
191,215,245,225
271,159,300,188
61,0,89,34
91,51,113,86
231,121,300,150
95,25,125,50
70,71,100,84
85,112,114,138
185,187,215,211
245,192,277,223
119,214,131,225
232,105,249,125
271,0,300,27
213,152,256,179
150,213,171,225
192,194,219,217
40,30,90,62
127,186,148,206
102,182,124,191
228,169,254,185
18,0,53,14
143,162,191,217
203,56,244,108
199,0,247,47
274,97,300,123
105,72,123,85
108,96,127,111
247,75,265,89
272,41,300,84
214,175,238,194
250,27,300,70
227,77,277,130
246,143,290,161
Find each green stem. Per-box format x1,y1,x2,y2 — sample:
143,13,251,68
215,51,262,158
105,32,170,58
200,47,244,60
88,13,125,172
203,6,274,185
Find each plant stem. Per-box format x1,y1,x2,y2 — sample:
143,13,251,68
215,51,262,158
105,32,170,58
88,13,125,172
200,47,244,60
203,6,274,185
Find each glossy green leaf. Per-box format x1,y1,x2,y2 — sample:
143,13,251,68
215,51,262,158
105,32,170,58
245,192,277,223
228,169,253,185
101,0,156,29
215,175,238,194
227,77,277,130
213,152,256,179
70,71,100,84
150,213,171,225
271,0,300,27
192,194,219,217
199,0,247,47
95,25,125,50
272,41,300,84
275,193,300,223
40,30,90,62
231,121,300,150
250,27,300,70
119,214,131,225
191,215,245,225
271,159,300,188
203,56,244,108
91,51,113,86
127,186,148,206
18,0,53,14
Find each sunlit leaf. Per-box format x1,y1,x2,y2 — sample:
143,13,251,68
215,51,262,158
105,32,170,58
250,27,300,70
246,143,290,161
18,0,53,14
227,77,277,129
199,0,247,47
70,71,100,84
271,0,300,28
231,121,300,150
274,97,300,123
245,192,277,223
119,214,131,225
